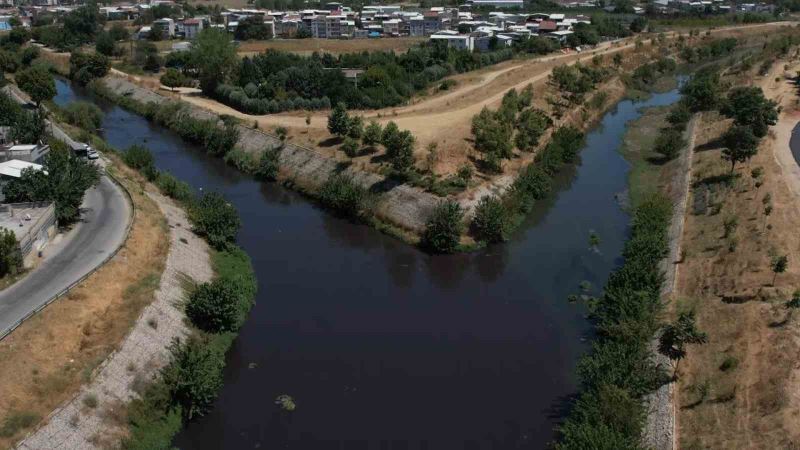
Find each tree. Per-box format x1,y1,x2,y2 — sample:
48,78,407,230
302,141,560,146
347,115,364,140
148,23,164,41
471,195,509,243
95,30,115,56
515,109,552,151
722,125,759,174
0,228,22,278
667,102,691,129
389,130,415,173
771,255,788,285
658,311,707,376
421,200,464,253
9,108,46,144
472,107,512,170
362,120,382,147
381,121,400,149
189,28,238,94
160,68,186,91
161,338,224,420
327,102,350,137
680,69,723,112
108,22,129,41
186,278,246,333
654,128,686,160
16,66,55,107
189,192,241,249
720,86,778,138
69,51,110,85
4,143,100,224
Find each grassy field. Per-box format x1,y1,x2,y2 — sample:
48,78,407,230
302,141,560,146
619,104,684,208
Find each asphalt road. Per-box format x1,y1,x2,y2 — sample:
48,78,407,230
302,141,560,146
0,174,131,337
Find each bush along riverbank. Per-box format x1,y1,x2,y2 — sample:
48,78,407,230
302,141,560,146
555,193,673,449
70,132,257,448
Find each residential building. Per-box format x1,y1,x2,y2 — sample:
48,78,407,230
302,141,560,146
0,143,49,164
0,160,44,201
153,17,175,39
430,30,472,51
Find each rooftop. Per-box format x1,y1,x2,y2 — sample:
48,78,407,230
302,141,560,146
0,159,44,178
0,202,54,241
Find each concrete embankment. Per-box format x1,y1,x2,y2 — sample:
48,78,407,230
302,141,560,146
100,76,442,235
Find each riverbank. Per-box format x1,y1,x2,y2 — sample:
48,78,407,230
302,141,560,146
88,71,629,249
673,56,800,448
16,161,213,450
0,150,168,449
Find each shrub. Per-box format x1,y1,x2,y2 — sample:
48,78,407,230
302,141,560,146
190,192,241,249
472,195,510,243
69,51,110,86
362,120,382,147
421,200,464,253
123,145,158,181
654,128,686,161
255,147,280,181
204,124,240,157
155,172,194,203
161,338,224,421
341,137,360,158
318,174,370,220
223,148,258,174
62,101,104,132
186,278,246,333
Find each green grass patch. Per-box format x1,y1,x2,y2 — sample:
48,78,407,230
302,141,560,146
619,105,681,208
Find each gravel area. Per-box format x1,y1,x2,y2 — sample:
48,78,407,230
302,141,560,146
16,191,213,450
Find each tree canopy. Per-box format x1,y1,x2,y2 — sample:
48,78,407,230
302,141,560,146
721,86,778,137
16,65,56,107
189,28,238,94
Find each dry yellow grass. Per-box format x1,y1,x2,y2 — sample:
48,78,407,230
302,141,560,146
676,58,800,449
0,157,169,449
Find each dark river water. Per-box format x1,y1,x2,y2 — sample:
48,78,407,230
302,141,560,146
54,79,681,450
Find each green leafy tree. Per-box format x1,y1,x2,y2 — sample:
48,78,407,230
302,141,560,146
722,125,760,174
190,192,241,249
186,278,246,333
327,102,350,137
16,66,55,107
771,255,788,285
381,121,400,148
658,311,707,375
160,68,186,91
654,128,686,161
362,120,382,147
161,338,224,420
471,107,512,171
3,143,100,224
69,51,110,85
667,102,691,129
421,200,464,253
20,47,40,67
95,30,115,56
720,86,778,138
347,115,364,140
9,108,46,144
680,69,723,112
189,28,238,94
109,22,129,41
0,228,22,278
471,195,510,243
318,174,370,220
515,109,552,151
388,130,415,173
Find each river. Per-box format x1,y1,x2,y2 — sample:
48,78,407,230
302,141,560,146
54,79,681,450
